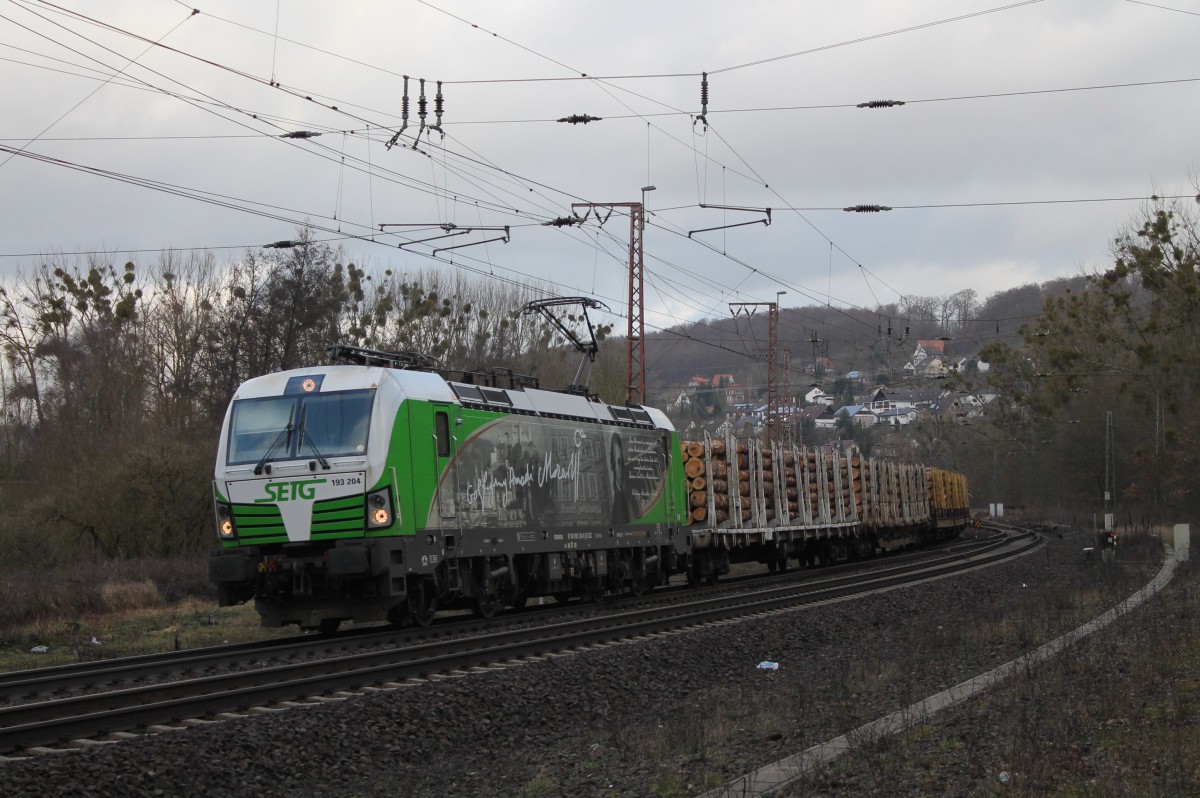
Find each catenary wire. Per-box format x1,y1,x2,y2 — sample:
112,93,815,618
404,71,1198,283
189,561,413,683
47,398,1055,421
7,0,1142,350
709,0,1046,74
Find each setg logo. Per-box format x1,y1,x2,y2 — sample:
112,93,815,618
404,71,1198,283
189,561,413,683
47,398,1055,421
256,478,327,503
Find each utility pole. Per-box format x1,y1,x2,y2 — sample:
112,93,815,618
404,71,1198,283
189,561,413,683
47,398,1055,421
572,189,652,405
1104,410,1115,531
807,330,825,378
730,296,782,447
781,347,795,445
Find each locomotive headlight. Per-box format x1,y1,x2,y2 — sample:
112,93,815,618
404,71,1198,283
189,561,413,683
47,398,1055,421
215,504,237,540
366,487,394,529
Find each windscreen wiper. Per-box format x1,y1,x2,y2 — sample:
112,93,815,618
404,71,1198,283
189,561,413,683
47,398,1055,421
297,404,331,471
253,405,295,475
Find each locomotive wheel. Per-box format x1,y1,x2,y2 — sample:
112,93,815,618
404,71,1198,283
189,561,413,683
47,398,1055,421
473,593,502,619
411,599,436,628
407,581,437,628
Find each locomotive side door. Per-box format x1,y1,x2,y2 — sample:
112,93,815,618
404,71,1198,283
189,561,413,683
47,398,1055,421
661,431,676,520
432,403,461,532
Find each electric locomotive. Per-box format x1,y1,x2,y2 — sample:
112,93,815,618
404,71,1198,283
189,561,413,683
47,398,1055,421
208,345,687,632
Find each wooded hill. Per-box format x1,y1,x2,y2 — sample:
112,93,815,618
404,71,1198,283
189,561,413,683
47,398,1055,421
640,276,1090,405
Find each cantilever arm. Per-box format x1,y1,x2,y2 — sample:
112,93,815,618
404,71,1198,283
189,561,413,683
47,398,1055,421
433,228,510,256
689,205,771,238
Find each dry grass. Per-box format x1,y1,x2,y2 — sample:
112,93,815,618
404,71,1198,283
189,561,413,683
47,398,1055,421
0,596,297,673
0,556,299,673
99,579,164,612
0,556,212,629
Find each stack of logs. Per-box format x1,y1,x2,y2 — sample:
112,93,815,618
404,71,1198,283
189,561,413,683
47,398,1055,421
809,449,860,521
680,439,741,525
680,440,804,527
851,453,864,518
925,467,966,514
782,450,800,521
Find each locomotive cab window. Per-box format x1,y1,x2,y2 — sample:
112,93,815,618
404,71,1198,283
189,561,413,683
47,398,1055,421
227,389,375,466
435,410,451,457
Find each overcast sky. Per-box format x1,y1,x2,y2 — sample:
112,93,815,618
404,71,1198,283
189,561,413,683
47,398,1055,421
2,0,1198,337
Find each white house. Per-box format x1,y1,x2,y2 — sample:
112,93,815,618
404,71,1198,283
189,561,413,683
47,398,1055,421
863,386,919,413
875,407,918,426
835,404,878,427
805,386,834,406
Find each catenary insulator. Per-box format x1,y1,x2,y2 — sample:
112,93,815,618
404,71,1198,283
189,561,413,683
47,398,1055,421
386,76,411,150
696,72,709,128
411,78,428,149
556,114,602,124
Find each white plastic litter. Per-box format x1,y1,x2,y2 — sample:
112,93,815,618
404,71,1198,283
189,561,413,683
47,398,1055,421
89,636,102,646
30,645,49,654
998,771,1010,784
757,661,779,671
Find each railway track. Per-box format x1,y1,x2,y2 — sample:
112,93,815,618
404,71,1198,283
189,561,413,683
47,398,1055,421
0,527,1036,756
0,532,1001,704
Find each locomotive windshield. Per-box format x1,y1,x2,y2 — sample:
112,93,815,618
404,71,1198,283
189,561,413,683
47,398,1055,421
226,389,375,466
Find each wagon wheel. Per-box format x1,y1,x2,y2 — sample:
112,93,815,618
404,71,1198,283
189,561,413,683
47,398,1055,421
628,572,648,598
411,600,436,628
473,592,503,619
408,580,437,628
584,578,605,604
318,618,342,635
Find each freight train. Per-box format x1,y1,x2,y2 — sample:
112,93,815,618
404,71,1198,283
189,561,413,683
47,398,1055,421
208,345,970,632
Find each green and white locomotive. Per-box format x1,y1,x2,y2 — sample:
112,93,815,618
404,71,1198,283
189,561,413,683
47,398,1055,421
208,346,687,632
